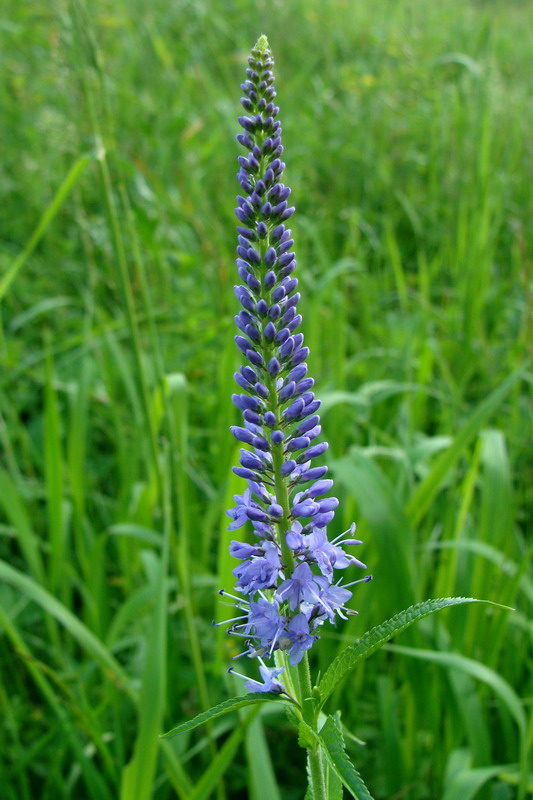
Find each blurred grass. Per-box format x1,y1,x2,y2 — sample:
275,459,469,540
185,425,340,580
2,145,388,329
0,0,531,797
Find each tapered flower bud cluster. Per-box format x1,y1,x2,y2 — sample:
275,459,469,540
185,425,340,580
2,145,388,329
221,36,370,693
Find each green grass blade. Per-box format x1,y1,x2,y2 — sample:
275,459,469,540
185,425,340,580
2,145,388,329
391,641,530,798
245,712,282,800
188,709,259,800
159,740,194,800
0,605,114,800
120,456,171,800
0,559,134,699
44,350,66,600
66,322,92,582
0,154,92,300
442,763,517,800
386,644,526,738
406,369,524,526
0,469,45,583
376,676,405,795
332,448,418,614
428,539,533,605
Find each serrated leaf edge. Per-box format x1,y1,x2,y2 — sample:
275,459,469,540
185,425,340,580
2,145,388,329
317,597,496,705
319,714,374,799
161,692,291,738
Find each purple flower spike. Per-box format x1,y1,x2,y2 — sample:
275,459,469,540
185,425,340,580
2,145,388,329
221,35,369,687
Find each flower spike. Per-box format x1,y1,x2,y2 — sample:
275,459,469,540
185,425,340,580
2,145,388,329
222,36,370,690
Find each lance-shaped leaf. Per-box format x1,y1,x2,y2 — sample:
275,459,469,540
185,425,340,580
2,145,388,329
317,597,503,706
161,693,292,738
319,714,374,799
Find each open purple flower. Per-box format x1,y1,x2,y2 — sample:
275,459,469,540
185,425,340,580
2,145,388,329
233,540,282,593
304,527,363,579
226,488,256,531
275,561,321,610
229,658,287,694
246,662,286,693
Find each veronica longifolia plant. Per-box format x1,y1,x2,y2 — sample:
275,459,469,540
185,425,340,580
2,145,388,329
163,36,498,799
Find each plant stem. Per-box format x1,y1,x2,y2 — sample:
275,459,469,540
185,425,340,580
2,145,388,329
299,653,327,800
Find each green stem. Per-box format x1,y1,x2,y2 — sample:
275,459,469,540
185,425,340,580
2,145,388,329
307,747,328,800
299,654,327,800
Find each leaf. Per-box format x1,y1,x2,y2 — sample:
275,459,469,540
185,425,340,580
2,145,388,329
0,605,115,800
44,350,65,600
298,719,318,749
317,598,501,705
436,52,482,75
161,693,291,738
109,524,162,547
319,714,374,799
327,759,344,800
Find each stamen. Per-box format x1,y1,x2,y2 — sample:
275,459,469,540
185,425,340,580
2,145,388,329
212,614,248,627
339,575,373,590
219,589,249,604
228,667,260,685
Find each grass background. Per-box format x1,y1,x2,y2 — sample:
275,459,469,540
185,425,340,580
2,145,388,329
1,0,531,797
